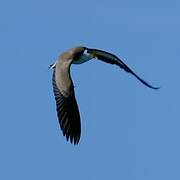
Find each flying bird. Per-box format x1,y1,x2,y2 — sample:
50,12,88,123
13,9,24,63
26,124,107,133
50,46,159,144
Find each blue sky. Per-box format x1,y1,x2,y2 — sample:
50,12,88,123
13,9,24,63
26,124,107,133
0,0,180,179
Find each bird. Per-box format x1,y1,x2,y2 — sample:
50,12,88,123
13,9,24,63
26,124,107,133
50,46,159,145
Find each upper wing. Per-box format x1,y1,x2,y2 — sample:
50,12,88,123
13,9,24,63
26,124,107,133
52,70,81,144
86,48,160,90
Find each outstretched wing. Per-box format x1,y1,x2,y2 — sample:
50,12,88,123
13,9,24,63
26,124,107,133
86,48,159,90
52,70,81,144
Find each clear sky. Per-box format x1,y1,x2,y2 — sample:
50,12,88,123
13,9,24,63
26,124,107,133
0,0,180,179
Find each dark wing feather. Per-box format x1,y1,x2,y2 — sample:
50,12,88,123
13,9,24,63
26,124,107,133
52,70,81,144
87,48,159,89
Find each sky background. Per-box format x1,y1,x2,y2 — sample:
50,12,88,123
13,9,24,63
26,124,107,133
0,0,180,179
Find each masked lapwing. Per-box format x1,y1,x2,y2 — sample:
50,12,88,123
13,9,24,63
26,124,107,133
50,46,159,144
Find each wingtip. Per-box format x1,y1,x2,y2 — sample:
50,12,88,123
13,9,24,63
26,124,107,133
148,85,161,90
153,86,161,90
64,135,80,145
62,130,80,145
